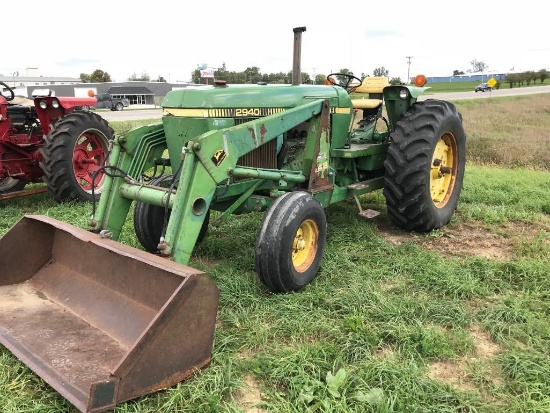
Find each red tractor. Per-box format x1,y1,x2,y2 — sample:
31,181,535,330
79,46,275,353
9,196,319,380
0,81,113,202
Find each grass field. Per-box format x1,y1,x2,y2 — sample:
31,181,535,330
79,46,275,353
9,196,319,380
420,80,549,93
0,92,549,412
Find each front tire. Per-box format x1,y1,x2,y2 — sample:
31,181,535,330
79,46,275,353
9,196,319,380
383,99,466,232
133,174,210,253
255,191,327,293
39,112,114,202
115,102,123,111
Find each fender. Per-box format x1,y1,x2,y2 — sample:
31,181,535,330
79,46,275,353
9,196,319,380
33,96,98,135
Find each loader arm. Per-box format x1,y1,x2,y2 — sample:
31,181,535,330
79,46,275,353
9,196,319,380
157,98,328,263
94,99,329,265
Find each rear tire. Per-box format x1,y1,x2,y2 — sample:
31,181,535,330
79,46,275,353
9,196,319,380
39,112,114,202
115,102,123,111
133,174,210,253
0,177,27,194
383,99,466,232
255,191,327,293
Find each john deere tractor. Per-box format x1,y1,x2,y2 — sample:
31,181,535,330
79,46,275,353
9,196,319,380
0,27,465,412
88,27,465,293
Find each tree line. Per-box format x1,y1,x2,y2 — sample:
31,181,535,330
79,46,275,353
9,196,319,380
79,67,400,85
79,65,548,88
189,66,402,85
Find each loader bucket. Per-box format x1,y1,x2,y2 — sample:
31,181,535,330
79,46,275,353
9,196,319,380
0,215,219,413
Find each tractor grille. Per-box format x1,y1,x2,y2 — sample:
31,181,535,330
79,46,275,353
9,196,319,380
237,139,277,169
236,118,277,170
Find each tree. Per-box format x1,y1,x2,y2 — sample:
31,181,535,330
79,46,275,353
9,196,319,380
470,59,488,75
538,69,549,84
452,70,465,76
128,72,150,81
332,68,354,85
505,73,519,88
315,74,326,85
524,71,536,86
244,66,261,83
155,76,167,82
373,67,389,77
90,69,111,83
389,77,403,85
80,70,111,83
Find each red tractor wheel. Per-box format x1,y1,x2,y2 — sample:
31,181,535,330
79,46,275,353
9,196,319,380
39,112,114,202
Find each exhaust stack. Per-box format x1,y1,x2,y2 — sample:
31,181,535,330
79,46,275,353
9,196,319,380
292,26,306,85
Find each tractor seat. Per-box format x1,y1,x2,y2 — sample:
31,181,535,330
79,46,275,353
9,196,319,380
353,76,389,94
351,99,382,110
9,96,35,108
350,76,389,111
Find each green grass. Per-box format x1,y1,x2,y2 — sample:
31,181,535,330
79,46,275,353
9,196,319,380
422,80,550,93
1,95,550,412
1,168,549,413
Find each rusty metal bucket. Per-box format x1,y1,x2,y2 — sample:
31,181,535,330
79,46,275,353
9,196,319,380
0,215,219,413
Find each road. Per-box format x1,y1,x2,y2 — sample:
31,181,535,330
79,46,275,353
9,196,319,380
99,107,163,122
419,84,550,101
99,85,550,122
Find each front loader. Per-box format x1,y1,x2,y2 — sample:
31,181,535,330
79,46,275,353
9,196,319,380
0,27,466,412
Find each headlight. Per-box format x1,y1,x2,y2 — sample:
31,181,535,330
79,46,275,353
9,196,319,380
399,89,409,99
51,100,60,109
39,100,48,109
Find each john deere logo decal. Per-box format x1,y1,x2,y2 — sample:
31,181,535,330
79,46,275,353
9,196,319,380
212,149,226,166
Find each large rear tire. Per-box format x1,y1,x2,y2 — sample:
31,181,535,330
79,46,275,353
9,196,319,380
383,99,466,232
255,191,327,293
39,112,113,202
133,174,210,253
0,177,26,194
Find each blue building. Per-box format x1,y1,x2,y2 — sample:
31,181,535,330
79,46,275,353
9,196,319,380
427,74,506,83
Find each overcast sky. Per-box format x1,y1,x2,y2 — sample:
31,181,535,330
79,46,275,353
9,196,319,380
3,1,548,83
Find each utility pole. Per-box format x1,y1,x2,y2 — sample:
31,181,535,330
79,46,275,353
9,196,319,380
11,71,18,88
406,56,413,83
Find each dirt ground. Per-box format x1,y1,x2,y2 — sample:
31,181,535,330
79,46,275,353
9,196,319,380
375,217,550,262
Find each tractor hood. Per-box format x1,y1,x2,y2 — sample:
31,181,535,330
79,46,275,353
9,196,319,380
162,83,351,110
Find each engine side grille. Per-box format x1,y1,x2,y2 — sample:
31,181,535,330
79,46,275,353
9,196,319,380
235,118,278,171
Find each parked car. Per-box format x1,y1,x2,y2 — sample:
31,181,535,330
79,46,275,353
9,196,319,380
475,83,491,92
80,93,130,111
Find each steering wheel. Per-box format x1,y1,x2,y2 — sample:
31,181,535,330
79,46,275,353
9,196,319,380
0,81,15,101
326,73,363,93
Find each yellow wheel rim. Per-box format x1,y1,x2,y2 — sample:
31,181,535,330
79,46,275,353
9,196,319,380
430,132,458,207
292,219,319,272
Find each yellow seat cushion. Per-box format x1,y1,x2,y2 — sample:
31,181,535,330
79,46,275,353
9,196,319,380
10,96,34,107
351,99,382,110
353,76,389,94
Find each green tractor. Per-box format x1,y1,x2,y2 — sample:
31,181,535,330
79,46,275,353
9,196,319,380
90,28,465,293
0,27,465,412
